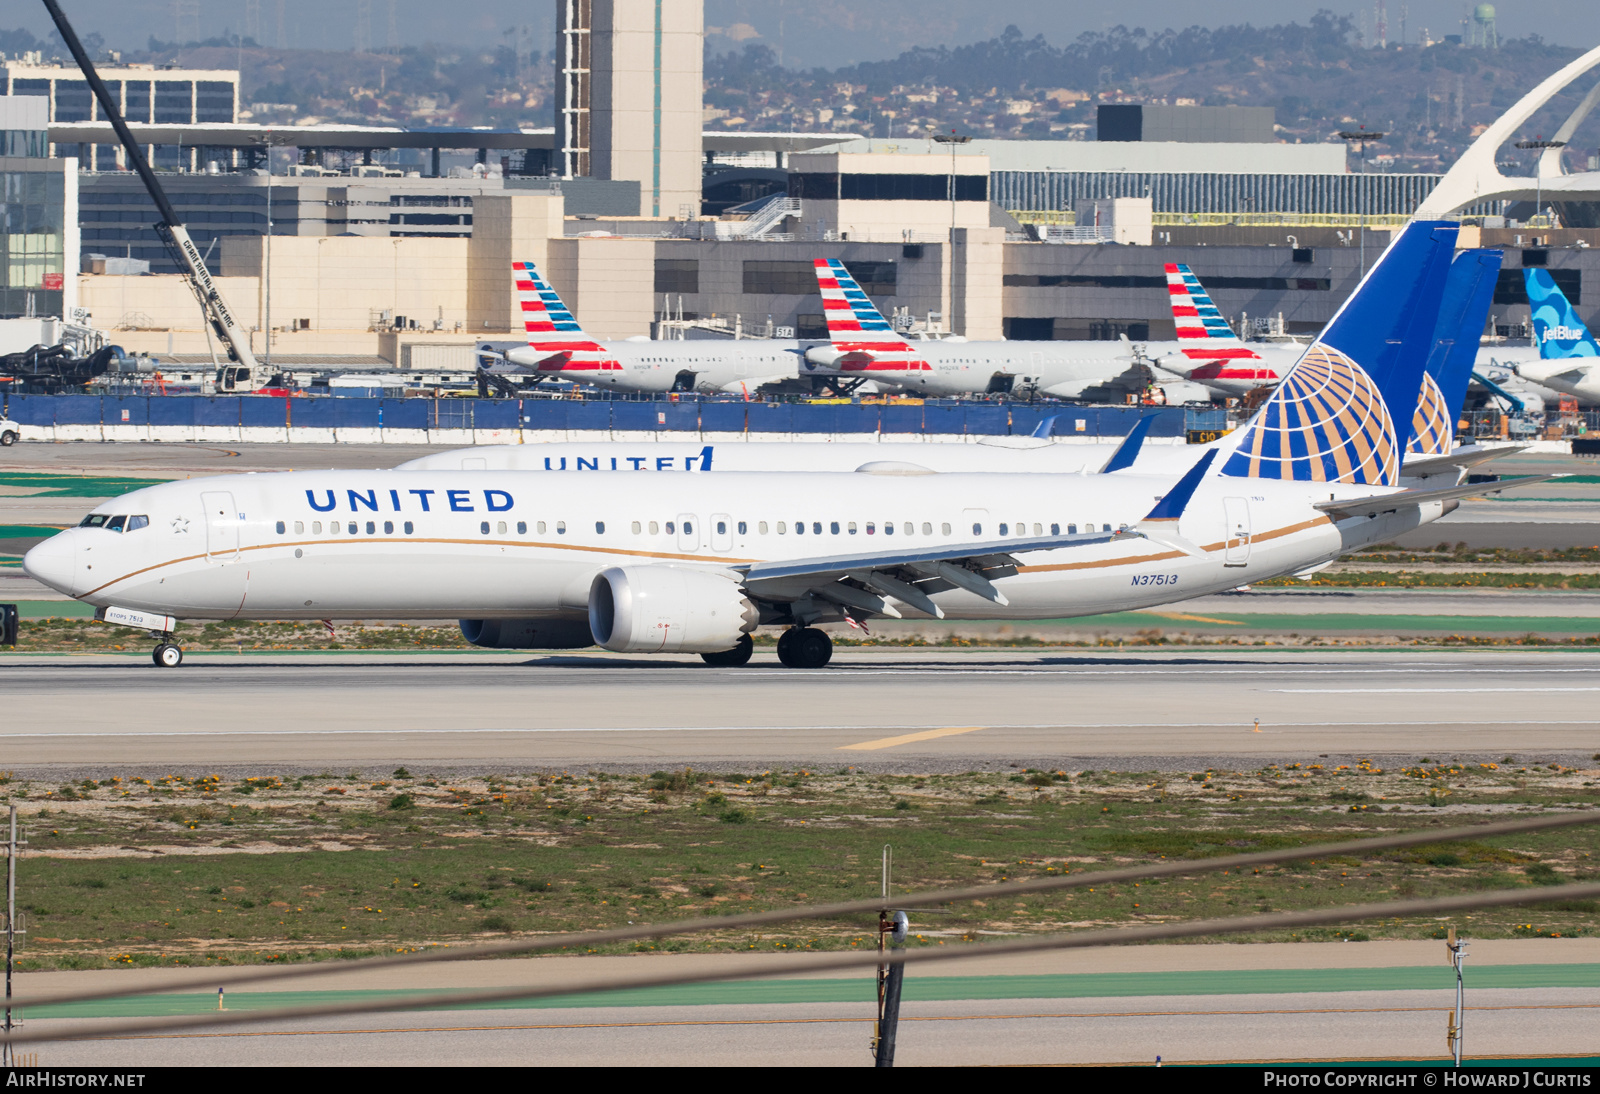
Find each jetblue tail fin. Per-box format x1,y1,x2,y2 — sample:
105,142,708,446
1221,220,1460,485
1526,268,1600,359
1409,249,1503,455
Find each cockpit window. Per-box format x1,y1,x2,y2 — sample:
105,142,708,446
106,516,126,532
127,515,149,532
79,514,109,528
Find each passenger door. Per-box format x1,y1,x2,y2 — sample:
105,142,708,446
200,491,239,562
676,513,700,553
1223,497,1251,566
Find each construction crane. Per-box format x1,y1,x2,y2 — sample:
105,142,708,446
40,0,262,382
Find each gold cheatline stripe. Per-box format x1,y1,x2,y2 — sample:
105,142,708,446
81,537,758,598
82,515,1335,600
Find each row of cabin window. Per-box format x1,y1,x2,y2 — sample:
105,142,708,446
278,520,417,536
628,520,1110,537
276,519,567,536
273,518,1115,539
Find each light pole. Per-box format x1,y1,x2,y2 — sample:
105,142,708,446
1338,127,1387,277
1514,137,1566,228
932,130,971,242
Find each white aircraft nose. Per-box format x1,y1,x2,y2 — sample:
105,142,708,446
22,531,77,596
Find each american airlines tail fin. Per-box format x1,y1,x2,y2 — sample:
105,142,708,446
1526,268,1600,359
813,259,930,373
513,260,602,350
1165,263,1263,362
1408,249,1503,456
1220,220,1460,486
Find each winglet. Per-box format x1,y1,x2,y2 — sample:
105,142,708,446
1100,413,1158,473
1140,450,1217,524
1031,415,1059,439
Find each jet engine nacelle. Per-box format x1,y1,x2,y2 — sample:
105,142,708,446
458,618,594,649
588,566,758,653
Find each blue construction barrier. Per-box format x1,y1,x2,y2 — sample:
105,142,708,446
240,397,287,427
379,399,429,430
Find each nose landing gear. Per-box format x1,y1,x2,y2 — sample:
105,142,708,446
150,628,184,668
775,626,833,669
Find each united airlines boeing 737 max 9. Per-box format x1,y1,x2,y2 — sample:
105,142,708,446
25,222,1544,669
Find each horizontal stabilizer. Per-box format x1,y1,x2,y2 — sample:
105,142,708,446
1312,474,1555,521
1399,444,1529,481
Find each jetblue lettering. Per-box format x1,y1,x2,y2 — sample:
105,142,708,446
1541,324,1586,342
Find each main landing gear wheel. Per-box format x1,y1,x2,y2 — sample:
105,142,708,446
700,634,754,667
152,643,183,668
776,627,832,669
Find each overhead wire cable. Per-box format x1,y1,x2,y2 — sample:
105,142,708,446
5,809,1595,1015
6,881,1600,1047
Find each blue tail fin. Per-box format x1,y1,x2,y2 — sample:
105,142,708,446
1221,220,1459,485
1409,249,1504,455
1526,268,1600,359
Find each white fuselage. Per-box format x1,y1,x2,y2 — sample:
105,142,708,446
807,340,1145,399
26,469,1438,627
397,439,1208,477
1154,342,1307,397
507,340,809,395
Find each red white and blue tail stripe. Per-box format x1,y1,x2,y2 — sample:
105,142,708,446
1167,263,1264,362
813,258,930,374
1167,262,1281,390
512,260,616,374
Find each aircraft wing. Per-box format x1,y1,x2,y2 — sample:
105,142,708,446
714,375,795,395
1399,444,1530,483
738,450,1217,619
738,527,1140,617
1312,474,1555,521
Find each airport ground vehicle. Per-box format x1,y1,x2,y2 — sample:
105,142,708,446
0,417,18,446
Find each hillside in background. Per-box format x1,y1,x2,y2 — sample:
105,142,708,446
4,14,1596,176
706,17,1594,175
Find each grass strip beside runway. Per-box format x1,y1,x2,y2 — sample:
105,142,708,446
23,963,1600,1018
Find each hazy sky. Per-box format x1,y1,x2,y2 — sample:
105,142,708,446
11,2,1600,65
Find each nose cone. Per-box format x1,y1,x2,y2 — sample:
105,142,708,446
23,531,78,596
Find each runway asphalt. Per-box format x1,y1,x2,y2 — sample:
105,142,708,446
29,987,1600,1066
18,940,1600,1066
3,648,1598,773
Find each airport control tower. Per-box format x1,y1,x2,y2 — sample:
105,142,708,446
557,0,704,219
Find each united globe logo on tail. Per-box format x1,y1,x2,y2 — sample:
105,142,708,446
1221,345,1399,484
1408,372,1453,457
1221,220,1461,487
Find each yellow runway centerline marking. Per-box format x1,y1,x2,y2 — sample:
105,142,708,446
1144,611,1245,625
838,726,987,751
